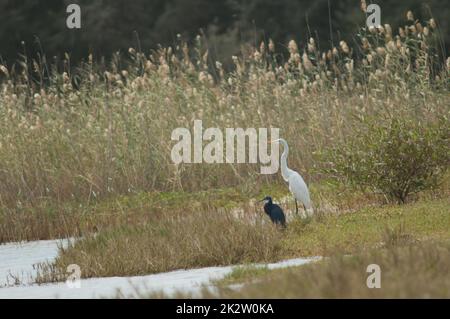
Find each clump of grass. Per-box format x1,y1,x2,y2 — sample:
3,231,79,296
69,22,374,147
217,265,271,286
37,209,284,280
382,223,418,248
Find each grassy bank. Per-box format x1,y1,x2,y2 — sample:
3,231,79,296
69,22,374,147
33,182,450,281
282,196,450,257
35,209,283,282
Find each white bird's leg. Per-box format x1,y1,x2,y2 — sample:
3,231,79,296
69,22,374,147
295,199,298,215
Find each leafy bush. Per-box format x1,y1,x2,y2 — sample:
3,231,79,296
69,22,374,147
324,117,450,203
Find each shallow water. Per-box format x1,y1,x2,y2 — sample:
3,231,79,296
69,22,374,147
0,239,319,298
0,239,74,287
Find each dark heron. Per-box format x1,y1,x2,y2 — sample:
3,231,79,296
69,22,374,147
260,196,286,227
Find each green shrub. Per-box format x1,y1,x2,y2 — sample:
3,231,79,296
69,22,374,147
324,117,450,203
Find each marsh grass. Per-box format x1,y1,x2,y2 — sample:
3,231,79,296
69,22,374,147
0,182,290,243
0,9,448,242
34,193,450,283
35,209,284,281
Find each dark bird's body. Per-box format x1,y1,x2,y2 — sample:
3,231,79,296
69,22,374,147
262,196,286,227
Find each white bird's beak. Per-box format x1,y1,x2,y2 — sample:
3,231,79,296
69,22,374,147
271,139,280,144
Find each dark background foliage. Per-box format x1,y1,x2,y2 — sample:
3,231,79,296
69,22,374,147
0,0,448,65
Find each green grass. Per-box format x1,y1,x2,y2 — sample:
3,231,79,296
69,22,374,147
282,197,450,257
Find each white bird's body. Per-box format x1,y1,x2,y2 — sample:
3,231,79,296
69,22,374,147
274,138,313,218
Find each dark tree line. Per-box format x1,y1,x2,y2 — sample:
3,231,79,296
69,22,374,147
0,0,448,65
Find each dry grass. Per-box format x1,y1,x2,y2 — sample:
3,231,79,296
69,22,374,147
0,182,288,243
35,208,284,282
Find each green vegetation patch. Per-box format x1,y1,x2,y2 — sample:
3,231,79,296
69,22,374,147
283,197,450,256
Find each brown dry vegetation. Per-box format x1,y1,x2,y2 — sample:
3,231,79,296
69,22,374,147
0,9,448,243
34,209,283,282
0,185,277,243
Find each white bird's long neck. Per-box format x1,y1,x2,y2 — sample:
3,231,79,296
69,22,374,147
279,139,291,181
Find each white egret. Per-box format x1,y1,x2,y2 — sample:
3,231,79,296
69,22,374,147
272,138,313,217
